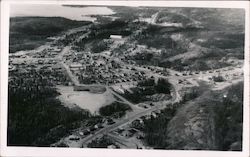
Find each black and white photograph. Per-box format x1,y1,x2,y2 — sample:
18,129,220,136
0,1,249,157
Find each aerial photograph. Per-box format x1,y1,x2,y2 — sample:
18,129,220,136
8,4,245,151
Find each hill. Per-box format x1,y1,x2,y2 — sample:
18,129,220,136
129,8,245,71
166,82,243,150
9,17,91,53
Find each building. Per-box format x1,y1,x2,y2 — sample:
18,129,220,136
70,63,83,69
110,35,122,39
70,63,83,72
73,85,106,94
69,135,80,141
107,145,117,149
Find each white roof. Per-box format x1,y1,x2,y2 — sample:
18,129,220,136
110,35,122,39
70,63,82,68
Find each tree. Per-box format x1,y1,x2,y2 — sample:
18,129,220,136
155,78,171,94
91,40,109,53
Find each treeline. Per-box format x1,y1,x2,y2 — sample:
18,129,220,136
56,30,88,46
199,33,244,49
156,12,194,27
136,26,178,50
122,78,172,103
99,102,132,118
158,58,230,71
74,20,132,51
91,40,112,53
8,75,91,146
10,17,90,36
142,107,177,149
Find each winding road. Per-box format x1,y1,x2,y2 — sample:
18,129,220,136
53,40,243,147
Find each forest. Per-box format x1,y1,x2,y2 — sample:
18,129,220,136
142,107,177,149
99,102,132,118
8,74,91,146
9,17,91,53
75,20,132,51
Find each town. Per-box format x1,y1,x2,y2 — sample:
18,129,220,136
8,6,244,151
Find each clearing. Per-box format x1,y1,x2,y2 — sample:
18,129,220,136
57,86,116,114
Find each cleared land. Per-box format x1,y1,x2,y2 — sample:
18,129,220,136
57,86,116,114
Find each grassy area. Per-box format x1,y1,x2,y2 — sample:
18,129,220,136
9,17,91,53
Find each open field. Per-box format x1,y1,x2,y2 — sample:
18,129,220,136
57,86,116,114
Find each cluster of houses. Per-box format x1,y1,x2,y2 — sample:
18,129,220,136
9,57,71,87
29,46,62,58
65,49,148,85
110,110,161,141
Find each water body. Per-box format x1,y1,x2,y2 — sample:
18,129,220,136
10,4,115,21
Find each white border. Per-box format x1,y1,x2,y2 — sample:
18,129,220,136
1,1,249,157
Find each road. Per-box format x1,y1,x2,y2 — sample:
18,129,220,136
81,99,173,147
52,42,243,147
80,82,178,147
56,46,71,60
108,87,141,111
150,12,159,24
60,61,80,86
78,63,243,146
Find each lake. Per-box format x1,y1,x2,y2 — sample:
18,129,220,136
10,4,115,21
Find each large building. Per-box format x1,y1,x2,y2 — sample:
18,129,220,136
73,85,106,94
110,35,122,39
